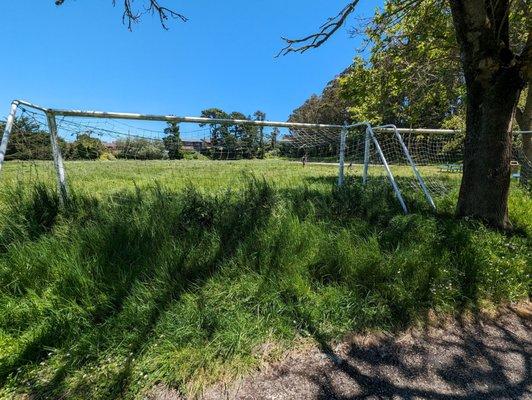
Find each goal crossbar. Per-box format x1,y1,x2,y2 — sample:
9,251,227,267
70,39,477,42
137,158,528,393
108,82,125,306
3,99,530,214
10,100,532,134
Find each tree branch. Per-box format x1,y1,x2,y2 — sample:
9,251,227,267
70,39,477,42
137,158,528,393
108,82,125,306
277,1,360,56
518,27,532,82
55,0,187,30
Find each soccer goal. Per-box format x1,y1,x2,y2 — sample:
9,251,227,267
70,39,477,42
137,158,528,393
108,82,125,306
4,99,525,214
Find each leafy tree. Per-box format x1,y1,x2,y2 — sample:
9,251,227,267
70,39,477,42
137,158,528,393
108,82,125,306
448,0,529,228
289,73,350,125
234,112,261,158
163,122,183,159
270,127,280,149
254,111,266,158
200,108,231,150
339,0,464,128
281,0,531,229
115,137,167,160
68,132,105,160
0,116,65,160
200,109,263,159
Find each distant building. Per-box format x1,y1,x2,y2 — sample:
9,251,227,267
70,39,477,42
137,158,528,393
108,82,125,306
182,140,211,152
104,142,118,151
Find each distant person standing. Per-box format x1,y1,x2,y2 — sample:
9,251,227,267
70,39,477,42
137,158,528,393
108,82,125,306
301,153,308,166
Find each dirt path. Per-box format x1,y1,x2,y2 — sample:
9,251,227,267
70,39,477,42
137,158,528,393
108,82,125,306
152,304,532,400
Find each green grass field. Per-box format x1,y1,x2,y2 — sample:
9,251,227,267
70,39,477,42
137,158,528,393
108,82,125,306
0,159,462,198
0,160,529,399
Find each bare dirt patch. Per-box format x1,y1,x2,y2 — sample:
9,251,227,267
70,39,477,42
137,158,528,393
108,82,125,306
150,303,532,399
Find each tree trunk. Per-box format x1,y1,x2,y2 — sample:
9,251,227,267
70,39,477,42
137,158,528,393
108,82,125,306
515,90,532,186
449,0,527,229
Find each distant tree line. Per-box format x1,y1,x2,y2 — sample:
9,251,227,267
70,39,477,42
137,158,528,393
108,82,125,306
0,111,281,161
0,116,182,161
199,108,278,159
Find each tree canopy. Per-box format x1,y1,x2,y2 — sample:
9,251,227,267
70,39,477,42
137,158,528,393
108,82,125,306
292,0,529,130
340,0,463,128
200,108,269,159
163,122,184,160
0,116,60,160
284,0,530,228
289,70,350,125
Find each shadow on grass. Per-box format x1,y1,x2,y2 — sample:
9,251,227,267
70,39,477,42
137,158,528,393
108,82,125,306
0,176,529,399
0,179,277,399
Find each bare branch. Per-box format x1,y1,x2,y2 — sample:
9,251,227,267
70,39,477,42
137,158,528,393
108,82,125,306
55,0,187,30
277,1,360,56
279,0,428,57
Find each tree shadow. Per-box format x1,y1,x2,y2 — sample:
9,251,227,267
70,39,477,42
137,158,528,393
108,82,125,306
300,174,443,215
2,179,278,399
298,308,531,399
1,177,529,399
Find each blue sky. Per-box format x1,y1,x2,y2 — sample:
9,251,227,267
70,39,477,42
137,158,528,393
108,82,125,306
2,1,380,128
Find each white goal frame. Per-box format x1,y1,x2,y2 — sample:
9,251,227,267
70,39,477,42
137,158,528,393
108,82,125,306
8,99,523,213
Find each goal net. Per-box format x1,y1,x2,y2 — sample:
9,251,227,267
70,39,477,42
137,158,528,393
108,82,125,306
1,100,529,213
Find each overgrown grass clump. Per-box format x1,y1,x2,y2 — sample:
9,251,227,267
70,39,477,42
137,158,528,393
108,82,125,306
0,176,530,399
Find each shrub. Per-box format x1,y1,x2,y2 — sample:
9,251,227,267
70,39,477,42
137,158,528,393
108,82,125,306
183,151,208,160
115,138,167,160
68,133,106,160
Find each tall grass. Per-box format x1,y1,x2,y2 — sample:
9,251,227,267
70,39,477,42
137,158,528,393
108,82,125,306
0,171,529,399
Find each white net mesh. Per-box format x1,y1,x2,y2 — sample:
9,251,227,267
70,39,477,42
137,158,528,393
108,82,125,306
352,128,464,197
1,104,530,210
0,106,346,196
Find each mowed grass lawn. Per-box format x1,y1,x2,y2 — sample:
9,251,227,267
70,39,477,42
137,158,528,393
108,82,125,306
0,160,529,399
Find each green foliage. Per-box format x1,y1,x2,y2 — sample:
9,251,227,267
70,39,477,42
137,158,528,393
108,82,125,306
0,165,529,399
270,127,280,149
163,122,183,160
200,108,265,159
254,110,267,158
339,0,464,127
289,76,349,125
200,108,230,149
182,151,208,160
0,116,64,160
334,0,529,129
115,137,167,160
68,133,106,160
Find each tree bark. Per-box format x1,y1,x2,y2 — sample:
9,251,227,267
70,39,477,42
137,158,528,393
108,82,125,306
449,0,527,230
515,90,532,186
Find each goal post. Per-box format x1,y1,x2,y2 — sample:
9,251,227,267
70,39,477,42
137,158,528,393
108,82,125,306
365,124,409,214
2,99,528,214
373,125,436,211
0,101,19,174
46,111,69,205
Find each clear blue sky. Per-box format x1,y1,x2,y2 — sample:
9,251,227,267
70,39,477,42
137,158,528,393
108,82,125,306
2,1,381,124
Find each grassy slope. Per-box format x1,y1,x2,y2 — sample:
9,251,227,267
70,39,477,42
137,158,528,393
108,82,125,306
0,160,529,399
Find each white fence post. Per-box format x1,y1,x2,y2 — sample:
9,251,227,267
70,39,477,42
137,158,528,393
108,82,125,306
0,101,19,175
46,112,69,205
